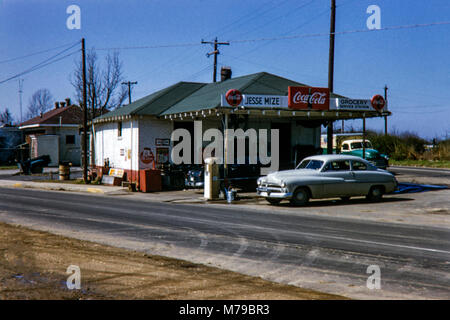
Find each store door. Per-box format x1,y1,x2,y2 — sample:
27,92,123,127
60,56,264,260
271,122,292,170
173,121,194,164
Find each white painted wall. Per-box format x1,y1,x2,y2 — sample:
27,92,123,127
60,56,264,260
138,117,172,169
36,135,59,166
93,119,139,171
93,117,320,172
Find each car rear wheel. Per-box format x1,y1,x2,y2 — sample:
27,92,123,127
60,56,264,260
290,187,310,206
266,198,282,205
366,186,384,201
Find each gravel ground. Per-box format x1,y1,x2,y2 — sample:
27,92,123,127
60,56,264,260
0,222,345,300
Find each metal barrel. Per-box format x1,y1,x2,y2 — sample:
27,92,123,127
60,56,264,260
226,189,236,203
59,164,70,180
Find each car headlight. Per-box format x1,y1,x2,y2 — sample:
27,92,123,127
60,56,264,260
257,179,262,185
280,181,286,188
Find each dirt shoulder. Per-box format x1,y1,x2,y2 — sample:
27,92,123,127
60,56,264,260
0,222,345,300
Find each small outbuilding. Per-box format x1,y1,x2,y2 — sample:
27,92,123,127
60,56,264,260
19,99,83,166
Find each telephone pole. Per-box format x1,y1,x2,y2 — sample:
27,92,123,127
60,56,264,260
122,81,138,104
18,79,24,123
384,85,388,135
327,0,336,154
201,37,230,82
82,38,88,183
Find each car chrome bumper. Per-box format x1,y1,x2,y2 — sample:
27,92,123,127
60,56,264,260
185,181,204,188
256,187,292,199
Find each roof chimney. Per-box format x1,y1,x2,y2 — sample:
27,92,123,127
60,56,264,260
221,66,232,81
54,102,60,109
60,101,66,108
65,98,71,106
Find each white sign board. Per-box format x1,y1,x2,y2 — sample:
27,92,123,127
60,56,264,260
221,94,288,108
330,98,388,111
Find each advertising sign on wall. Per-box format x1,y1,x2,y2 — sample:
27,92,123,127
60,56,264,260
288,86,330,110
330,97,388,111
330,98,373,111
221,92,288,108
140,147,154,167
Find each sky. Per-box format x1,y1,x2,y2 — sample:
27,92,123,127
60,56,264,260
0,0,449,140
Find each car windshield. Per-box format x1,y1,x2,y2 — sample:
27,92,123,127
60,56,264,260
296,159,324,170
350,142,372,149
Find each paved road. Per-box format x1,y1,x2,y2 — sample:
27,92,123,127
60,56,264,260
0,187,449,299
389,166,450,179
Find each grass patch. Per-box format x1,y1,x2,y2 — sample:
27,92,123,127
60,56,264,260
390,159,450,168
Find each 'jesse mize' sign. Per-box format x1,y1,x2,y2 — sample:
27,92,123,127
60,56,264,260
288,86,330,110
221,92,288,108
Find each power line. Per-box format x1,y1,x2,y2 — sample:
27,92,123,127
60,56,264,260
93,20,450,52
96,42,201,51
0,49,79,85
229,21,450,44
0,41,80,65
234,0,317,40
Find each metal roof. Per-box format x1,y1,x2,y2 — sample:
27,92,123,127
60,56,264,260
94,81,205,121
19,105,83,128
93,72,369,123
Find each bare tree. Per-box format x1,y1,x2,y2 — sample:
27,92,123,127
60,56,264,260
0,108,14,125
71,49,127,120
26,88,54,119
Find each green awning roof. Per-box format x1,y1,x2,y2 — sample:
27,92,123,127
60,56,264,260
94,81,205,120
94,72,348,121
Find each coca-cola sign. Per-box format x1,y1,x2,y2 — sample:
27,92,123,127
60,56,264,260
288,86,330,110
371,94,386,112
225,89,243,107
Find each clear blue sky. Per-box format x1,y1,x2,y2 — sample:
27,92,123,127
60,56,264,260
0,0,449,140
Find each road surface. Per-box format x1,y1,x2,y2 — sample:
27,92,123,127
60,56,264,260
389,166,450,178
0,187,448,299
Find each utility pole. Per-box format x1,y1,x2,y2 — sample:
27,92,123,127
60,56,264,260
201,37,230,82
82,38,88,184
327,0,336,154
384,85,388,135
18,79,24,123
122,81,138,104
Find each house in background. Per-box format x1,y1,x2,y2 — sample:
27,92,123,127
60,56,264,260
18,98,83,166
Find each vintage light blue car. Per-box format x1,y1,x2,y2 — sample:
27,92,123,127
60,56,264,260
256,154,398,206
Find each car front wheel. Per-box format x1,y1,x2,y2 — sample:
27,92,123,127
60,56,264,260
366,186,384,201
290,187,310,206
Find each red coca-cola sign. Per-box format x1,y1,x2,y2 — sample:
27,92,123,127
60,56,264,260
225,89,243,106
288,86,330,110
371,94,386,111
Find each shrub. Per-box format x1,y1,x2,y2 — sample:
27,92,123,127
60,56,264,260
366,130,430,161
